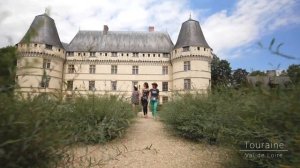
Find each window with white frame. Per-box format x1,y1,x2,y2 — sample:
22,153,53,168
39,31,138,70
89,65,96,74
162,82,168,91
184,61,191,71
183,46,190,52
111,65,117,74
68,64,75,73
132,66,139,75
43,59,51,69
67,80,73,90
184,79,191,90
162,66,168,75
133,53,139,57
111,81,117,91
90,52,96,57
89,81,95,91
111,52,117,57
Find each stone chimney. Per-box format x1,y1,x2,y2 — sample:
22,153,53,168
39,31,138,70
103,25,109,35
148,26,154,32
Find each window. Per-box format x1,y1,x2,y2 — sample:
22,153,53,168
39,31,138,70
153,54,156,57
43,59,51,69
163,53,169,58
111,65,117,74
121,53,124,56
68,64,75,73
132,66,139,75
89,81,95,91
197,47,200,50
67,80,73,90
78,53,81,56
184,61,191,71
148,54,150,57
34,44,37,47
45,44,52,50
90,52,96,57
162,66,168,75
183,46,190,52
40,76,50,88
89,65,96,74
111,52,117,57
143,54,145,57
162,96,168,104
67,52,74,56
184,79,191,90
133,53,139,57
105,53,107,56
158,54,160,57
111,81,117,91
162,82,168,91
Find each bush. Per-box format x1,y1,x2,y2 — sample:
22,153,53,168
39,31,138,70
0,94,67,168
160,87,300,167
55,95,134,144
0,93,134,168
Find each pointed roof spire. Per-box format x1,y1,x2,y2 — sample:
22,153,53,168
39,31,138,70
19,13,63,48
174,18,210,49
189,12,192,20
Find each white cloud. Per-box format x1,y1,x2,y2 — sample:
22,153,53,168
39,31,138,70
202,0,300,59
0,0,299,60
0,0,193,47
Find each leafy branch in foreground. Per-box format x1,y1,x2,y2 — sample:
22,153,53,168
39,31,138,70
258,38,300,60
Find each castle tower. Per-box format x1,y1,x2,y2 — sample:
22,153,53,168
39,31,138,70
16,13,65,95
171,18,212,92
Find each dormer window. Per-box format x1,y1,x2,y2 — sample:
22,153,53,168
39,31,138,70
133,53,139,57
90,52,96,57
111,52,117,57
67,52,74,56
183,46,189,52
45,44,52,50
163,53,169,58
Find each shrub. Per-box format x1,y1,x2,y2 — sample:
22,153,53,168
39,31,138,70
160,87,300,167
55,95,134,144
0,93,134,167
0,94,67,168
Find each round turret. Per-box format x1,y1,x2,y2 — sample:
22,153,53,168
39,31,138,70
171,18,212,92
16,13,65,95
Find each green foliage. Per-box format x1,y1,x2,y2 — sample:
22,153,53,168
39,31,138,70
287,64,300,84
161,87,300,167
211,54,232,88
56,95,134,144
249,70,266,76
232,68,249,87
0,46,18,91
0,93,134,168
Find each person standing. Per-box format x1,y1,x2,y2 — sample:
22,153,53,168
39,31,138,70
141,82,150,118
150,82,159,119
131,85,140,115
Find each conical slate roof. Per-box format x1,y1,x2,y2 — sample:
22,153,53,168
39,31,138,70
174,19,210,49
20,14,63,48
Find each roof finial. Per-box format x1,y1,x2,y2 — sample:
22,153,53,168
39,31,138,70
45,7,50,15
189,12,192,20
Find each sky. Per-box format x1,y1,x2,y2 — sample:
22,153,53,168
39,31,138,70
0,0,299,72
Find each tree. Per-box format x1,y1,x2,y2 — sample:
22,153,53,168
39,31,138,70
211,54,232,88
232,68,249,87
0,46,18,91
287,64,300,84
249,70,266,76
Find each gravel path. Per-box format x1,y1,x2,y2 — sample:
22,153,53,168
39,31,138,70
73,112,225,168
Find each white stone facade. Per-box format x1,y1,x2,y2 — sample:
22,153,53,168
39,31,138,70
16,14,212,103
